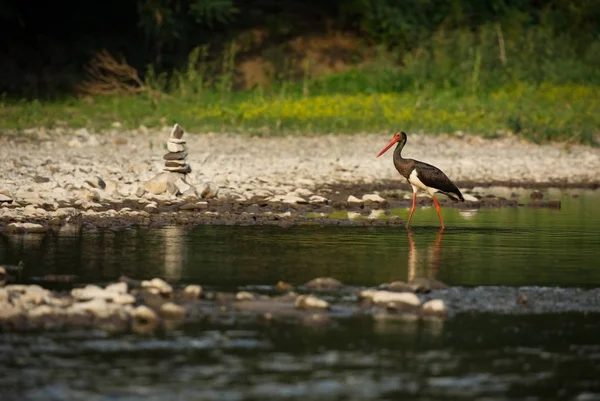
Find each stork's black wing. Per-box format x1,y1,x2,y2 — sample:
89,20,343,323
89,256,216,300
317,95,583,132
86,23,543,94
414,161,464,201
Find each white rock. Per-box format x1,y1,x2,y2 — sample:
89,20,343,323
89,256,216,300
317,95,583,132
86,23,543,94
422,299,447,315
4,222,47,234
235,291,255,301
105,282,128,294
167,142,186,153
309,195,328,204
0,193,13,203
295,294,329,310
132,305,160,334
141,278,173,294
359,290,421,307
110,293,134,305
268,194,307,204
347,195,363,204
362,193,386,202
160,302,186,320
72,285,112,301
28,305,61,319
70,298,111,319
183,285,202,299
294,188,313,197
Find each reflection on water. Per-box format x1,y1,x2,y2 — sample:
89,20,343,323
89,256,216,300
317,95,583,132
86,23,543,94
407,229,443,282
1,313,600,400
1,190,600,288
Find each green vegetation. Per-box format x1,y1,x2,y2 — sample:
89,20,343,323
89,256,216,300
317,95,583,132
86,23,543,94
1,0,599,143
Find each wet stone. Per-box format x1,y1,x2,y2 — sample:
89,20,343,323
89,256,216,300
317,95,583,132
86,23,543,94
132,305,160,335
408,278,448,293
421,299,447,319
304,277,344,290
379,280,414,292
183,285,203,300
141,278,173,296
360,290,421,307
295,294,329,310
159,302,186,320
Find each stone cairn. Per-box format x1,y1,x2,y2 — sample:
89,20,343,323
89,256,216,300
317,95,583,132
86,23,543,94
143,124,197,197
163,124,191,174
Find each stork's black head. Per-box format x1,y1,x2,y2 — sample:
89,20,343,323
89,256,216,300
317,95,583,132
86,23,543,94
376,131,407,157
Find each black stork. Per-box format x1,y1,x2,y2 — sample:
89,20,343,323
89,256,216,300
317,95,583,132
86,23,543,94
377,132,464,229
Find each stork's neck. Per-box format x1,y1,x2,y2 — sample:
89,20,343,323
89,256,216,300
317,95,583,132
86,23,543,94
393,141,405,161
392,141,413,179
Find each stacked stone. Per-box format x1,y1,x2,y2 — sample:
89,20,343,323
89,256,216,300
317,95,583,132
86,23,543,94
163,124,191,174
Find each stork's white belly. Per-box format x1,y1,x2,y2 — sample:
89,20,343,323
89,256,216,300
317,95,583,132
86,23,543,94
408,169,438,196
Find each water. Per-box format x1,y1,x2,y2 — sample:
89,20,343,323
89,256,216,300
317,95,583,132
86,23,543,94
2,189,600,400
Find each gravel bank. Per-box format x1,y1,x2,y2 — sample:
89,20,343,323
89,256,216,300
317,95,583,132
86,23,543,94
1,128,598,230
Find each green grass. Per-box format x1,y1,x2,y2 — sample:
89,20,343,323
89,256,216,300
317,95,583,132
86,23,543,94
1,24,599,144
2,83,598,144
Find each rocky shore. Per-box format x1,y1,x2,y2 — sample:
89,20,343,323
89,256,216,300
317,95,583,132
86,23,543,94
1,126,598,232
2,273,600,334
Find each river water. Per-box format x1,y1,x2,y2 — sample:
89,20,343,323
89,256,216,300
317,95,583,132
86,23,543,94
1,189,600,400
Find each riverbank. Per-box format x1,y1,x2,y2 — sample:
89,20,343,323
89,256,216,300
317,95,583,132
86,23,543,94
1,128,599,231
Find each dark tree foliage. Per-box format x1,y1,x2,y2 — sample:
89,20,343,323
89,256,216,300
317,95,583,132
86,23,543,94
0,0,598,97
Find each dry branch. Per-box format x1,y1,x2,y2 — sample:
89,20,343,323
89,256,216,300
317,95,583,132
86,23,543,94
77,50,151,96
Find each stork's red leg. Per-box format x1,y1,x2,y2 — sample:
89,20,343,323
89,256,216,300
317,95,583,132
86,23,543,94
432,196,445,230
406,191,417,229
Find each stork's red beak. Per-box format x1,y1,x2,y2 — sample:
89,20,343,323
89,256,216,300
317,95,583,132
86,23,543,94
376,135,399,157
